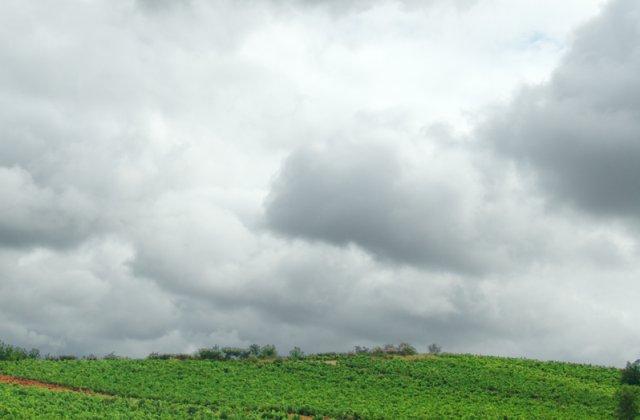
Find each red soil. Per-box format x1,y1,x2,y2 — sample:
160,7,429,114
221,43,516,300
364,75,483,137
0,374,111,397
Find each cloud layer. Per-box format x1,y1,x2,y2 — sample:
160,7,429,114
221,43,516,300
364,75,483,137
486,0,640,220
1,0,639,366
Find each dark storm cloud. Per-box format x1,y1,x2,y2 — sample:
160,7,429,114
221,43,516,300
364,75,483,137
264,142,519,275
0,166,100,249
485,0,640,220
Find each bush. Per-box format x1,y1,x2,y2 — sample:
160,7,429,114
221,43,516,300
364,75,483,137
222,347,250,360
259,344,278,359
289,347,305,360
368,343,417,357
148,353,193,360
371,346,385,356
383,344,397,354
0,341,40,361
616,385,638,420
428,343,442,355
353,346,370,354
248,344,261,357
397,342,417,356
45,354,77,361
196,346,225,361
621,361,640,385
103,352,123,360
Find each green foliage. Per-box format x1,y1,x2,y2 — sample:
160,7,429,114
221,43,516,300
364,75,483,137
221,347,250,360
428,343,442,355
616,385,638,420
259,344,277,359
397,342,417,356
248,344,261,357
0,341,40,361
369,342,417,356
195,345,277,361
289,347,305,360
147,353,194,360
196,346,225,360
0,382,275,418
622,361,640,386
102,352,124,360
0,354,620,418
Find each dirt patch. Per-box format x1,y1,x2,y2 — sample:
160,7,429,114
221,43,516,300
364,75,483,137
0,374,328,418
0,374,111,397
323,360,337,366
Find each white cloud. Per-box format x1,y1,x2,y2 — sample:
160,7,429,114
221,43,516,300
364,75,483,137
2,0,639,366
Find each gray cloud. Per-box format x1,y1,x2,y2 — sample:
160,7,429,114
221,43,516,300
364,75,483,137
264,142,492,274
485,0,640,220
0,166,101,249
1,0,639,367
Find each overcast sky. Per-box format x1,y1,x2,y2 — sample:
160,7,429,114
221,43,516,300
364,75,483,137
1,0,639,366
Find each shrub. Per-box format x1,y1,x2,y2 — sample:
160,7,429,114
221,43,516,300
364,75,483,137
103,352,122,360
621,361,640,385
371,346,385,356
354,346,370,354
248,344,261,357
428,343,442,355
222,347,250,360
45,354,77,361
260,344,278,359
147,352,167,360
383,344,397,354
616,385,638,420
368,343,417,356
397,342,417,356
289,347,305,360
0,341,40,361
196,346,225,361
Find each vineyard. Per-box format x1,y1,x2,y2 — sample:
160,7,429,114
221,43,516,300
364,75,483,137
0,353,623,418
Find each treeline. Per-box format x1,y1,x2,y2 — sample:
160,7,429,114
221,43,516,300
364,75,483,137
1,340,443,362
618,361,640,419
149,344,278,361
0,341,40,361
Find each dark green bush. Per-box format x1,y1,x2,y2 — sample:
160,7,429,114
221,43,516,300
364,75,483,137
369,343,417,356
616,385,638,419
44,354,77,361
397,342,417,356
621,362,640,385
248,344,261,357
221,347,250,360
196,346,225,360
0,341,40,361
148,353,193,360
289,346,305,360
428,343,442,355
103,352,123,360
259,344,278,359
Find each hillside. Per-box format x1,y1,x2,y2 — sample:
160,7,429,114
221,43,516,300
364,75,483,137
0,354,624,418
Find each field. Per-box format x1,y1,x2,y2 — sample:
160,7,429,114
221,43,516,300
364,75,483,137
0,354,623,419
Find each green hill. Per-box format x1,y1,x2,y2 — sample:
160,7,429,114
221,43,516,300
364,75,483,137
0,354,624,418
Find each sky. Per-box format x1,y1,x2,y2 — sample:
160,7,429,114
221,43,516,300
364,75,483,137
1,0,639,366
